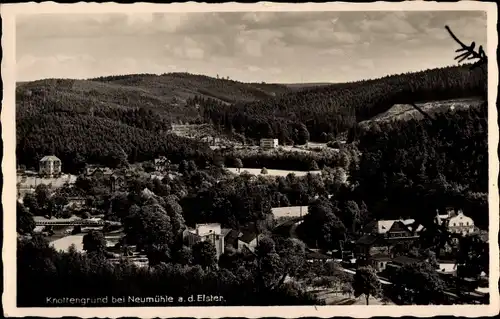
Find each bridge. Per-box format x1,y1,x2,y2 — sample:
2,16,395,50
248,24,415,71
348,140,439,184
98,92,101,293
34,217,121,227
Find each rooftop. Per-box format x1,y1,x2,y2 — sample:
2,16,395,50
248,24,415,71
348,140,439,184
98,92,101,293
356,234,379,246
391,255,421,266
271,206,309,218
40,155,61,162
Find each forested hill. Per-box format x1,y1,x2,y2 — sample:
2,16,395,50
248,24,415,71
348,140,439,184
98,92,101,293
16,73,291,124
201,64,486,143
16,73,291,172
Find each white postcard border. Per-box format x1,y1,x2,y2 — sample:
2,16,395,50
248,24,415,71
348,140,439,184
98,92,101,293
2,1,499,318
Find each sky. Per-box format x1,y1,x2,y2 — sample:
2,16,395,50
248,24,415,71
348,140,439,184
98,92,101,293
16,11,487,83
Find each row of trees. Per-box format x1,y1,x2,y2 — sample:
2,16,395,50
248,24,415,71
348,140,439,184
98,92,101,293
17,232,319,306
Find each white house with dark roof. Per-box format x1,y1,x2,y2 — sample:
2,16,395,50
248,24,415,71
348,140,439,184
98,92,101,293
183,223,232,259
435,209,475,237
39,155,62,176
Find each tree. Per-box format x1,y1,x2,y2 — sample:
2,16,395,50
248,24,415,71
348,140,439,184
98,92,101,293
301,199,346,250
390,262,446,305
187,160,198,174
17,202,35,235
123,204,174,251
297,124,310,145
234,158,243,173
145,243,170,266
175,245,193,265
309,160,319,171
192,241,217,269
261,167,268,175
455,234,489,278
164,196,186,236
23,193,40,216
343,200,361,233
142,161,155,173
353,266,381,305
178,160,189,175
342,281,354,298
82,230,106,254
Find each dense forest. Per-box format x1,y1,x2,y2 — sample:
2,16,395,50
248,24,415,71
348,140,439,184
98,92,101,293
202,65,486,143
351,103,489,230
16,114,214,173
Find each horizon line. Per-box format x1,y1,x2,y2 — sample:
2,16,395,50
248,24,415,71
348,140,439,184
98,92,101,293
16,62,474,86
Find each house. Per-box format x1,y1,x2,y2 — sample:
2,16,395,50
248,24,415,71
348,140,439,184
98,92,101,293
363,219,420,237
39,155,62,177
183,223,230,259
435,209,476,242
356,219,421,263
305,249,334,263
355,234,390,259
223,229,241,250
437,260,457,274
85,165,113,177
65,197,86,210
371,254,392,272
271,206,309,219
448,211,475,236
110,174,125,192
154,156,170,172
237,231,265,253
260,138,279,149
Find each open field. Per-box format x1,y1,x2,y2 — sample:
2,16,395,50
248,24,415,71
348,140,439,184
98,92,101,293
17,173,77,189
226,167,322,177
360,97,484,125
311,289,394,305
50,234,85,252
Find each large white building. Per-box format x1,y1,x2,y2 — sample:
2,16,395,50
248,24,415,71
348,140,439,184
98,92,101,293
39,155,62,177
436,209,475,236
260,138,279,149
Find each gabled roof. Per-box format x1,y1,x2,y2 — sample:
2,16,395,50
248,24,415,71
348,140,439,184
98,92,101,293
221,228,232,237
356,234,379,246
377,220,397,234
371,253,392,261
306,249,332,260
388,220,410,232
391,255,420,266
238,230,260,244
40,155,60,162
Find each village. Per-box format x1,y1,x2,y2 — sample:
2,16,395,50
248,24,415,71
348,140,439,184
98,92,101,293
16,137,490,305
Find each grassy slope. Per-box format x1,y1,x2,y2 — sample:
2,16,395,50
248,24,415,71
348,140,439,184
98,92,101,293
359,97,485,126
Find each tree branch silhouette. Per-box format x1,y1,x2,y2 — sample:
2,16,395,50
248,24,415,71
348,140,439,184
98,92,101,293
408,26,487,122
445,25,487,70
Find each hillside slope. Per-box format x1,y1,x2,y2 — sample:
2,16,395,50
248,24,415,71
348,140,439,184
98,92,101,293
201,65,486,143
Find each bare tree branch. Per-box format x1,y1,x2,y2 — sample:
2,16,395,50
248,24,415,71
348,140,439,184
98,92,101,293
410,103,435,122
445,25,487,70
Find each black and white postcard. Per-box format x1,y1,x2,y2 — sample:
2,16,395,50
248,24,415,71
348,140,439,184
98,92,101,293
1,1,499,317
